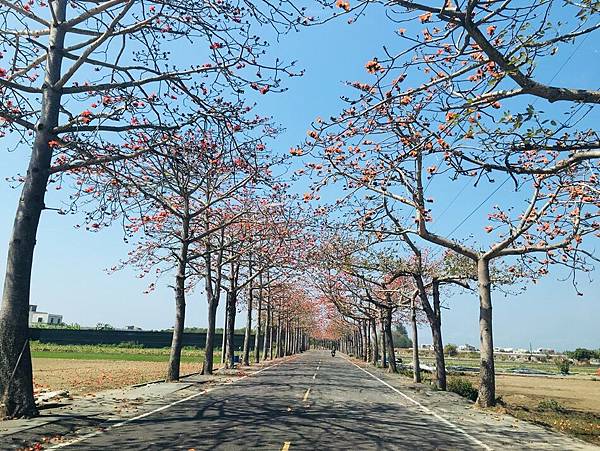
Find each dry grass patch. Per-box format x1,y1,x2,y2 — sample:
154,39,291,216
33,358,203,396
462,373,600,445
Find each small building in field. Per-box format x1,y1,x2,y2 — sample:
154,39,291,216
29,305,63,326
125,325,143,331
458,344,477,352
420,344,434,351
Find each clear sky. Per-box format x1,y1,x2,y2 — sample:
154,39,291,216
1,4,598,351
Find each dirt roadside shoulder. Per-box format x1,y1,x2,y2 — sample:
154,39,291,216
343,356,600,451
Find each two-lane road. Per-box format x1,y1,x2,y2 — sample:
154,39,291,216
52,350,489,450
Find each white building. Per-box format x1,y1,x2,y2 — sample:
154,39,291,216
458,344,477,352
29,305,63,325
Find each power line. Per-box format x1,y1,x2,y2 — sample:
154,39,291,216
431,29,590,241
446,176,510,238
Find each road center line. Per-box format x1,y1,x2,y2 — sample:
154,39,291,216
344,357,492,451
47,358,291,449
281,441,291,451
302,387,311,402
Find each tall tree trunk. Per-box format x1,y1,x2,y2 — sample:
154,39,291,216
411,296,421,383
417,277,447,391
380,312,387,368
221,301,228,364
166,227,189,382
362,320,371,362
254,276,262,364
242,281,253,366
371,318,379,366
384,308,397,373
477,257,495,407
203,295,219,375
269,307,275,360
275,312,282,358
262,302,270,360
0,0,67,418
431,279,447,390
225,289,237,368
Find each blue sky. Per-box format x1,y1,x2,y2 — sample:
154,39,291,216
0,4,598,351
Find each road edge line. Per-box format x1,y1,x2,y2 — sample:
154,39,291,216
344,357,492,451
46,357,293,449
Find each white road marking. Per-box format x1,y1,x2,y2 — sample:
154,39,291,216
47,359,289,449
302,388,311,402
312,373,317,380
345,357,492,451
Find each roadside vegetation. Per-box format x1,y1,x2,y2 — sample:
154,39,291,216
30,342,214,363
388,348,600,445
499,396,600,446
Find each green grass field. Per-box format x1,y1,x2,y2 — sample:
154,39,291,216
30,341,218,363
395,350,600,375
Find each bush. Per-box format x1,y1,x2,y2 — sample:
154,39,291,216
538,399,566,412
444,344,458,357
567,348,598,361
398,368,414,378
555,357,570,375
447,377,478,402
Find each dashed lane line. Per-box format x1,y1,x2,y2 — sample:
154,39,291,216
344,357,492,451
47,358,295,449
302,388,311,402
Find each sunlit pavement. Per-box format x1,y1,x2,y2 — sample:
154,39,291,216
41,350,597,450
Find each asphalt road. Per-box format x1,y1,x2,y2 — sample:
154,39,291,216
52,350,488,450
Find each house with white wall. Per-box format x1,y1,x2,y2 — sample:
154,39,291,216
29,305,63,325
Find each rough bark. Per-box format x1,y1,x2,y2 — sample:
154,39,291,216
254,277,262,364
380,313,387,368
268,306,274,360
371,318,379,365
477,257,495,407
203,296,219,375
262,302,270,361
166,224,189,382
221,301,228,364
362,320,369,361
384,308,397,373
275,313,282,358
0,0,68,419
430,280,447,390
242,282,253,366
225,289,237,368
415,274,446,390
411,297,421,383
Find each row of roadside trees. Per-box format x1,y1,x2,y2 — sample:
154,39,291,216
0,0,331,418
0,0,598,419
297,0,599,408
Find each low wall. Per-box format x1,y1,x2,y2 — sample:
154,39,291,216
29,328,254,350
